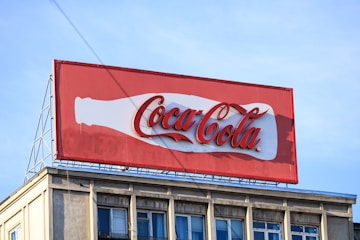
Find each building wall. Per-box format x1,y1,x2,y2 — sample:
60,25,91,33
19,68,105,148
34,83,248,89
327,216,350,240
48,168,355,240
51,174,91,239
52,190,90,239
0,173,49,240
0,168,357,240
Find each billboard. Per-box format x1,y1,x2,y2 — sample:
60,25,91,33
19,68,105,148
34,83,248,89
54,60,298,183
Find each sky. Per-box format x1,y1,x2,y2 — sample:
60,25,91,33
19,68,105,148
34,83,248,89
0,1,359,222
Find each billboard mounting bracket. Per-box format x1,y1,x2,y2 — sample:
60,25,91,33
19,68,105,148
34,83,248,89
25,74,55,182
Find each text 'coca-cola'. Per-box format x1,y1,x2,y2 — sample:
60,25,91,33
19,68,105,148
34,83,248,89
133,95,269,152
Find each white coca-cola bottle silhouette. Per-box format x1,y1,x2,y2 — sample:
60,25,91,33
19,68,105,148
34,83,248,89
74,93,277,160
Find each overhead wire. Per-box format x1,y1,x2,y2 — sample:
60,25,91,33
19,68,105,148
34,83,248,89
50,0,246,239
50,0,207,188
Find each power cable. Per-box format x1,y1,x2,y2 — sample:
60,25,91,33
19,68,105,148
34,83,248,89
50,0,246,239
50,0,102,65
50,0,206,187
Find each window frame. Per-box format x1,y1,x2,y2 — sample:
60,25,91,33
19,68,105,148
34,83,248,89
291,224,320,240
175,214,205,240
253,221,283,240
97,206,129,240
137,210,167,239
215,218,244,240
9,225,21,240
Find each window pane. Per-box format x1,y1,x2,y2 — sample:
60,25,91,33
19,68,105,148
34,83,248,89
191,216,204,240
305,226,318,234
216,219,227,231
292,235,302,240
191,216,203,232
254,231,265,240
306,237,317,240
98,208,110,235
113,209,127,236
231,220,243,240
291,225,303,232
267,223,281,230
253,222,266,229
152,213,166,238
216,220,228,240
11,231,17,240
176,216,188,240
217,230,228,240
269,232,280,240
137,218,149,237
137,212,148,218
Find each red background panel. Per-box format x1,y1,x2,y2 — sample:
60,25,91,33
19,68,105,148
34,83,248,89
54,60,298,183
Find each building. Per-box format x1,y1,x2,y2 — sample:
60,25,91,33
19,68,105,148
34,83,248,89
355,223,360,240
0,60,357,239
0,167,357,240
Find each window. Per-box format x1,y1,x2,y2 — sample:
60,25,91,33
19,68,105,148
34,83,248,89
291,225,319,240
176,215,205,240
253,221,282,240
216,218,244,240
10,225,20,240
137,211,167,240
98,207,128,240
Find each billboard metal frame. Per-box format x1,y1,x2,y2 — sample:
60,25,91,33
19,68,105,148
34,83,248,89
25,75,54,181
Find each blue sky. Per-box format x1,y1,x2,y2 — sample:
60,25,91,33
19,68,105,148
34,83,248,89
1,1,359,222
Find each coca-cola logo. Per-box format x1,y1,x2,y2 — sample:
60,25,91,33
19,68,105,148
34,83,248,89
75,93,278,160
133,94,277,159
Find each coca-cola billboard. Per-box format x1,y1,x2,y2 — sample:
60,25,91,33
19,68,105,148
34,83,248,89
54,60,298,183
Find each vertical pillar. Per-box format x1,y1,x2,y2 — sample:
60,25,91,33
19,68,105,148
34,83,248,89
44,189,50,240
245,196,253,240
48,186,53,240
206,191,215,240
320,204,328,240
283,200,291,240
348,205,354,240
89,180,97,240
22,205,27,240
129,184,137,240
168,188,176,240
0,223,3,240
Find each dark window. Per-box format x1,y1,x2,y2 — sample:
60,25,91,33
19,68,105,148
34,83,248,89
253,221,282,240
216,219,244,240
291,225,319,240
10,225,20,240
176,215,205,240
98,207,129,240
137,211,167,240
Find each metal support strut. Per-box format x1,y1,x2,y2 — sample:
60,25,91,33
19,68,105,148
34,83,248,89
25,74,54,182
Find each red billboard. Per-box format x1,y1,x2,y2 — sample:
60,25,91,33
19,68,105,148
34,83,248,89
54,60,298,183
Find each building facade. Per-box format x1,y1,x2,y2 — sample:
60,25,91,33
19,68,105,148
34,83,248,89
354,223,360,240
0,167,356,240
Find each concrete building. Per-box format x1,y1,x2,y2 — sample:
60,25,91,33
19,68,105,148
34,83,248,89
355,223,360,240
0,167,356,240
